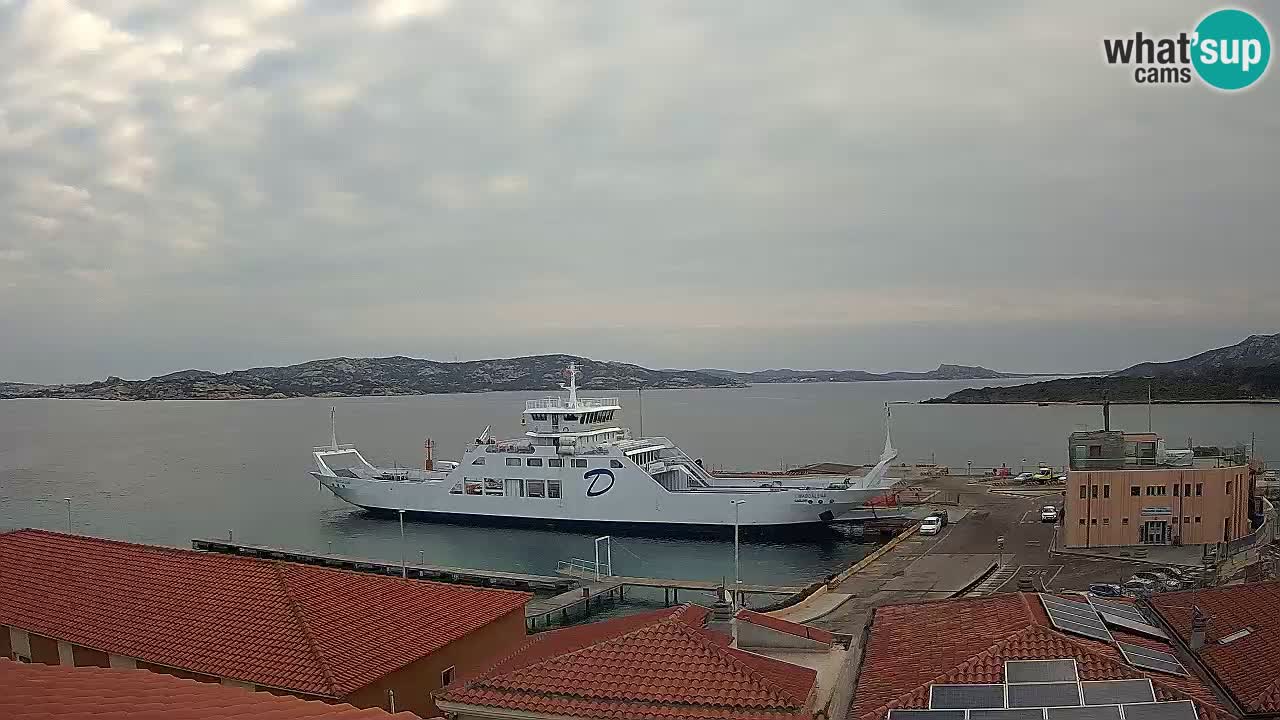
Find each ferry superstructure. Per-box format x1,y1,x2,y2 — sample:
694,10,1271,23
310,364,901,531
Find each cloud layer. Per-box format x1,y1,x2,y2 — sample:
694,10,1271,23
1,0,1278,381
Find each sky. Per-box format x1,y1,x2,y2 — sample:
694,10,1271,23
1,0,1278,383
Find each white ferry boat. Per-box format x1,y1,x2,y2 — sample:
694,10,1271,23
311,364,901,532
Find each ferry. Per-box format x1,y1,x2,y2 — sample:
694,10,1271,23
310,364,901,532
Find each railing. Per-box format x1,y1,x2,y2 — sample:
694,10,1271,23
525,397,620,410
313,443,358,452
557,558,610,578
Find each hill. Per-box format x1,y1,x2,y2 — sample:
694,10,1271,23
7,355,742,400
926,334,1280,404
701,364,1027,384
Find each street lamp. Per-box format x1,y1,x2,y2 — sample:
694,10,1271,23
398,509,407,579
64,498,71,534
967,461,973,478
730,500,747,607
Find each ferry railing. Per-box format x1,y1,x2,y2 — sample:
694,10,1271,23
525,397,619,410
313,443,358,452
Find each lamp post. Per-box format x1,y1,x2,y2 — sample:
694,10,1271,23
64,498,71,534
967,461,973,478
1146,377,1154,432
398,509,406,579
730,500,747,607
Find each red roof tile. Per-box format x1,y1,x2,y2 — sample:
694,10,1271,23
736,609,835,645
439,604,818,720
0,659,414,719
0,529,529,697
854,593,1235,720
1149,580,1280,715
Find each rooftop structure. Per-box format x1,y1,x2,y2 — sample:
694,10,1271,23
852,592,1236,720
437,604,853,720
1149,580,1280,718
0,529,530,718
0,659,416,720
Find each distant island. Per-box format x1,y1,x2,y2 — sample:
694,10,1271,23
925,333,1280,404
2,356,1032,401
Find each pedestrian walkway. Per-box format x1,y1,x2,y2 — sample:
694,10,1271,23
965,563,1015,596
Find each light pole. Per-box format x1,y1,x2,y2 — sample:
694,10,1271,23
398,509,406,579
64,498,71,534
1145,377,1153,432
967,461,973,478
730,500,747,607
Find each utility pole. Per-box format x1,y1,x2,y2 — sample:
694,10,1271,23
1147,377,1153,432
637,386,644,438
730,500,747,607
64,498,72,534
398,509,407,579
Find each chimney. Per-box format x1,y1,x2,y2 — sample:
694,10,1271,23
706,593,735,640
423,437,434,471
1191,605,1208,650
1103,394,1111,431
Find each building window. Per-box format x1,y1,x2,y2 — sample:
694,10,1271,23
1091,519,1098,525
548,458,563,467
1103,485,1110,499
1227,480,1233,494
505,457,520,466
1079,519,1086,526
1090,485,1098,499
1172,517,1179,524
1103,518,1110,525
572,459,587,468
527,458,543,467
472,457,485,465
441,666,455,687
1195,483,1203,496
1195,516,1202,523
1088,445,1103,458
1184,483,1191,496
1173,484,1180,497
610,459,624,469
1131,486,1140,497
548,480,561,499
1183,516,1190,524
1080,485,1087,499
1122,518,1129,525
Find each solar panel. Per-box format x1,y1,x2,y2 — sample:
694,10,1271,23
1048,603,1106,625
970,711,1047,719
887,711,966,719
1005,659,1079,683
1080,679,1156,705
1117,641,1188,676
929,684,1006,709
1007,682,1082,708
1040,594,1096,614
1087,598,1147,623
1120,700,1199,720
1046,707,1122,720
1048,616,1114,643
1040,595,1115,643
1095,611,1169,640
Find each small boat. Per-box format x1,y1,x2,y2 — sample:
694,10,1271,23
311,364,900,532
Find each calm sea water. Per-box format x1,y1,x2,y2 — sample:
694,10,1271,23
1,380,1275,587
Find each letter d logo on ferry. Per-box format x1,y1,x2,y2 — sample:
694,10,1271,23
1102,8,1270,90
585,468,614,497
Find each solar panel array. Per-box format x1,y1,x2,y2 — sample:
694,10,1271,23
1086,598,1169,640
1117,641,1189,677
1039,594,1114,643
882,660,1198,719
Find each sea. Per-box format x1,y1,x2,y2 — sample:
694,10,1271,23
1,379,1275,590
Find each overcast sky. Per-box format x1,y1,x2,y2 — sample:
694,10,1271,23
1,0,1277,383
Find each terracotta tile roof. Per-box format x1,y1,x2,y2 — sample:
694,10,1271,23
853,592,1236,720
439,604,819,720
735,609,835,645
0,529,529,697
1149,580,1280,715
0,659,415,719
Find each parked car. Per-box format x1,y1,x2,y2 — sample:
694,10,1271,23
1132,571,1182,591
1013,472,1035,483
1032,467,1055,483
930,508,949,526
919,516,943,535
1157,566,1201,584
1088,583,1124,598
1040,505,1059,522
1123,577,1158,595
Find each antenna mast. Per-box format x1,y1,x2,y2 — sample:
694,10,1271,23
567,362,579,407
330,406,338,451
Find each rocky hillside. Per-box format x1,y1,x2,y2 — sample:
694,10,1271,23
927,334,1280,404
8,355,742,400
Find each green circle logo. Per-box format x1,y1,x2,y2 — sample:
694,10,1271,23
1192,9,1271,90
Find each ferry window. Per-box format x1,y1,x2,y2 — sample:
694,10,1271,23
483,478,503,495
472,457,485,465
1195,483,1203,496
1088,445,1102,458
564,414,577,421
1130,486,1140,497
526,479,545,498
531,413,547,421
548,480,561,499
548,458,563,467
506,479,521,497
1103,485,1110,499
441,666,455,687
464,479,483,495
505,458,520,466
449,481,463,495
572,459,587,468
527,458,543,467
610,459,624,469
